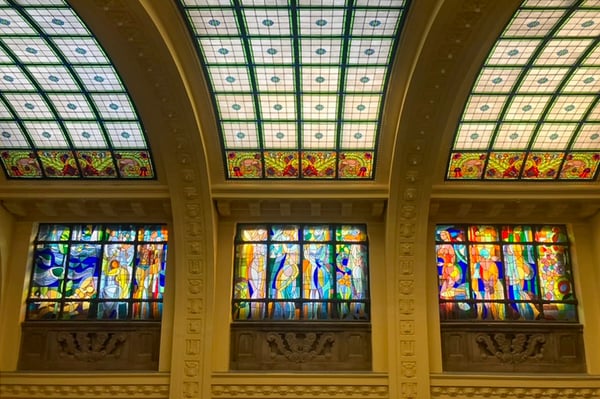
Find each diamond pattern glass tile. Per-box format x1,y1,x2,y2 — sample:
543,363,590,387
0,0,154,179
178,0,408,179
449,0,600,181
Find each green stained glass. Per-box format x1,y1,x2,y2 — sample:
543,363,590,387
264,151,299,178
303,225,332,242
449,2,600,181
485,152,524,179
71,225,104,241
178,1,409,179
37,150,79,177
0,1,155,179
301,151,336,177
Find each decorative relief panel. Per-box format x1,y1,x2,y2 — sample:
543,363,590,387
441,323,585,373
431,386,600,399
19,322,160,371
230,322,371,371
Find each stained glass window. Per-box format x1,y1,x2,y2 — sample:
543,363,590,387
435,224,578,321
177,0,409,179
0,0,155,179
233,224,369,320
26,223,168,320
448,0,600,181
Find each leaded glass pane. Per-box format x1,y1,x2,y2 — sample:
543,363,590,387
178,0,409,179
436,224,578,322
0,1,155,179
449,2,600,181
232,224,369,321
26,223,168,321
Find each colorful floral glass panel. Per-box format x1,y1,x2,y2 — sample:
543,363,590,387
436,224,577,321
0,1,155,179
233,224,369,320
178,0,409,179
448,1,600,181
26,223,168,320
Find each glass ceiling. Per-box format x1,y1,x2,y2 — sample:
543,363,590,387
448,0,600,181
0,0,154,179
179,0,408,179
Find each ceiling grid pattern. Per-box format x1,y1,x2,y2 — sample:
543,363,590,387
448,0,600,181
179,0,408,179
0,0,154,179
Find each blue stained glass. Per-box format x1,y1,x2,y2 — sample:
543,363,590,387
27,223,168,321
503,244,539,320
269,243,300,319
270,225,299,241
31,243,67,298
437,243,470,319
100,243,134,299
336,243,368,319
37,224,71,241
97,301,129,320
105,225,136,241
138,225,168,242
71,224,103,241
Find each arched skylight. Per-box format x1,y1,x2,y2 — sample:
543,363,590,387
0,0,154,179
179,0,408,179
448,0,599,181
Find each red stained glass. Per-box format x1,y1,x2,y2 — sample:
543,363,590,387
485,152,524,179
301,151,336,178
521,152,563,180
77,151,117,178
264,151,299,178
38,150,80,178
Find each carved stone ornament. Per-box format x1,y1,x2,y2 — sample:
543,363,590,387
266,332,335,363
57,331,127,362
476,332,545,363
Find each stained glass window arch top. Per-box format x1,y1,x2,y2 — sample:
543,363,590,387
232,223,370,321
448,0,600,181
178,0,409,180
0,0,155,179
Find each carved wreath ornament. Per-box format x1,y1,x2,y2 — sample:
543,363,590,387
57,331,127,361
476,332,546,363
266,332,335,362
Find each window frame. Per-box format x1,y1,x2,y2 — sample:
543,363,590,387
25,222,168,321
231,223,371,321
435,223,579,322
